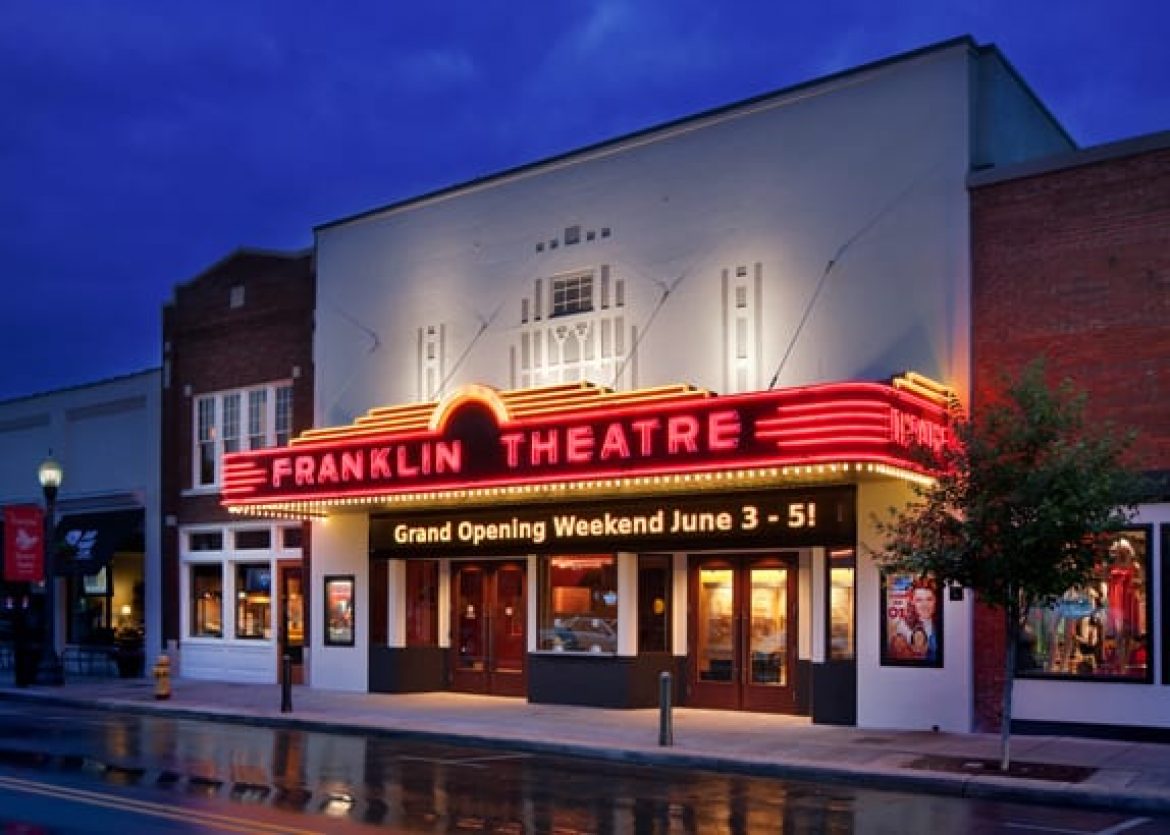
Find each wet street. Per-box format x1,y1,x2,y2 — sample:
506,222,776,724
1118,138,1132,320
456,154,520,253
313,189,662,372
0,702,1166,833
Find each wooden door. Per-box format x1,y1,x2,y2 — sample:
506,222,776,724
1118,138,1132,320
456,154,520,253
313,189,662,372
450,561,526,696
278,564,305,685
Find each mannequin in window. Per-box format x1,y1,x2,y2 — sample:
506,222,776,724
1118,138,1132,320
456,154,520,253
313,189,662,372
1107,539,1140,672
1063,586,1102,674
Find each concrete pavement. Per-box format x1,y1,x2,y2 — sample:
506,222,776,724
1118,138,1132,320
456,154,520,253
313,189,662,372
0,675,1167,815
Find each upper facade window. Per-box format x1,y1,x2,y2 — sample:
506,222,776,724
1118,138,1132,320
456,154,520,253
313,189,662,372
193,383,293,488
551,273,593,317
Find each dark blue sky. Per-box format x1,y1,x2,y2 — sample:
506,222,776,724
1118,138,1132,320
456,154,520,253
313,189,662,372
1,2,1166,401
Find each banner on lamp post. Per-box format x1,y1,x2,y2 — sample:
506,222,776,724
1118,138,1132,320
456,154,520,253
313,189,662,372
4,505,44,583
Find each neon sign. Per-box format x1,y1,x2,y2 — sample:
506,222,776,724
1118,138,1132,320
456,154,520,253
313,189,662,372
222,376,951,511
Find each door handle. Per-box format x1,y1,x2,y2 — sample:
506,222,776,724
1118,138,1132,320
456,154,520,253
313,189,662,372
734,613,744,683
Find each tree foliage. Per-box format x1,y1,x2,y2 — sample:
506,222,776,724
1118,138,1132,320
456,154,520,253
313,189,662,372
873,358,1143,769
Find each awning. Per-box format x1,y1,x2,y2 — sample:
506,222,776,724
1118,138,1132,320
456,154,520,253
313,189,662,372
53,509,143,577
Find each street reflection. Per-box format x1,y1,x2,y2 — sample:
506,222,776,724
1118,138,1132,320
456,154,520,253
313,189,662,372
5,705,1159,835
22,709,867,833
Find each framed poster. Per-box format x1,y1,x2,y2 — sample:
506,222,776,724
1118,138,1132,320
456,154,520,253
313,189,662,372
880,571,943,667
324,575,355,647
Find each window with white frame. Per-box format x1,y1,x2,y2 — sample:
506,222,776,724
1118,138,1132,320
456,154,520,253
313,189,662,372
197,397,216,486
247,389,267,450
182,523,302,642
223,393,241,455
193,382,293,488
275,385,293,446
551,273,594,317
514,266,633,389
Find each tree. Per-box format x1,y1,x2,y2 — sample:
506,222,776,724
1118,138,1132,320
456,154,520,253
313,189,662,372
873,359,1143,771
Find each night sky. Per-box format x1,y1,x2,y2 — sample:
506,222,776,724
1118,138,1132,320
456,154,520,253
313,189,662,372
1,1,1166,401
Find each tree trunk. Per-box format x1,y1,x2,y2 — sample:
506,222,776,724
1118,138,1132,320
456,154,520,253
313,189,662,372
999,600,1019,772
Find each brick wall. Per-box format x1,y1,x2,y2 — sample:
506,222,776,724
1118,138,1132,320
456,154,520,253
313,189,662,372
160,250,315,645
969,140,1170,729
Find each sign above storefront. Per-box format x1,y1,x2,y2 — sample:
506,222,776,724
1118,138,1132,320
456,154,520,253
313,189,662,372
370,487,856,556
222,374,952,515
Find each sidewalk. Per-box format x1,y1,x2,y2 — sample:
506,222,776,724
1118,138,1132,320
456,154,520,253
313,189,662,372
0,675,1167,815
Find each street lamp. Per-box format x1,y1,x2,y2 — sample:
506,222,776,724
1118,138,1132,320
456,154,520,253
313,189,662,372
36,453,64,685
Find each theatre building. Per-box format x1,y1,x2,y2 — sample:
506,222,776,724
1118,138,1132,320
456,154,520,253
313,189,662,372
221,37,1075,730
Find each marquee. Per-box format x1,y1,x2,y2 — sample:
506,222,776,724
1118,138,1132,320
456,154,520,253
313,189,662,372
221,373,952,517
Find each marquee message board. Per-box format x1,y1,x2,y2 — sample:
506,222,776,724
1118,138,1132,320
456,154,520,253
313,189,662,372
370,487,856,557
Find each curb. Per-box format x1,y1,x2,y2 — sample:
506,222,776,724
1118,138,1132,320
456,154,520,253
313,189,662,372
2,689,1167,816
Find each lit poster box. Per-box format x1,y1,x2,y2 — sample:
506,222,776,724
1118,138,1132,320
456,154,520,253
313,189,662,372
324,575,354,647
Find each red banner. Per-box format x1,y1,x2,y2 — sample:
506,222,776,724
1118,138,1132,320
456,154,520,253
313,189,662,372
4,505,44,583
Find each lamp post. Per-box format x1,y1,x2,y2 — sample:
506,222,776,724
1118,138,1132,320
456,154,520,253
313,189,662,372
36,454,64,686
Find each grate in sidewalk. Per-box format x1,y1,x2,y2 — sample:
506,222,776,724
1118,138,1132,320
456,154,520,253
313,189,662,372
907,754,1096,782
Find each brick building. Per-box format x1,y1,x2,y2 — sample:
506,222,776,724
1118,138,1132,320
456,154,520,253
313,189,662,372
161,249,315,683
970,131,1170,737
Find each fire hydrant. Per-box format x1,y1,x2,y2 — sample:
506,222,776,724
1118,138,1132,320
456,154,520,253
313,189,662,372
153,655,171,700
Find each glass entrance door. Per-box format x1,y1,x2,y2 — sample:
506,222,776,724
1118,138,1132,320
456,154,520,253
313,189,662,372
690,555,797,712
278,564,305,685
451,561,526,697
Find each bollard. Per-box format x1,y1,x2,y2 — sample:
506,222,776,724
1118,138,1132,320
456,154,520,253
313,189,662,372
153,655,171,700
658,670,673,746
280,653,293,713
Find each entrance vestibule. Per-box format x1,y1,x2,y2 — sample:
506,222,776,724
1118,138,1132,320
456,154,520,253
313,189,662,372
450,560,527,697
689,553,799,712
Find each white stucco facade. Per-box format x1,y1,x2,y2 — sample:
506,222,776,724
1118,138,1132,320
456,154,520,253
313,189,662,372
0,370,162,666
315,45,985,426
308,512,369,691
293,39,1073,729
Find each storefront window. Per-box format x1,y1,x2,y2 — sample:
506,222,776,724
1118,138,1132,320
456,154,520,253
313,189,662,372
234,529,271,550
406,560,438,646
324,575,355,646
188,531,223,551
829,548,855,661
638,555,671,653
235,563,272,640
1019,530,1150,680
1164,525,1169,688
538,555,617,653
191,564,223,638
68,571,110,645
281,525,303,550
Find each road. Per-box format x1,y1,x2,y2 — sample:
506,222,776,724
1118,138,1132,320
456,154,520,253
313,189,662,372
0,702,1165,833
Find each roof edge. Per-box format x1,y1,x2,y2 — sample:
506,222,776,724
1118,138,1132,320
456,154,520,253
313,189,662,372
969,129,1170,188
166,246,314,303
0,366,162,409
972,42,1077,150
